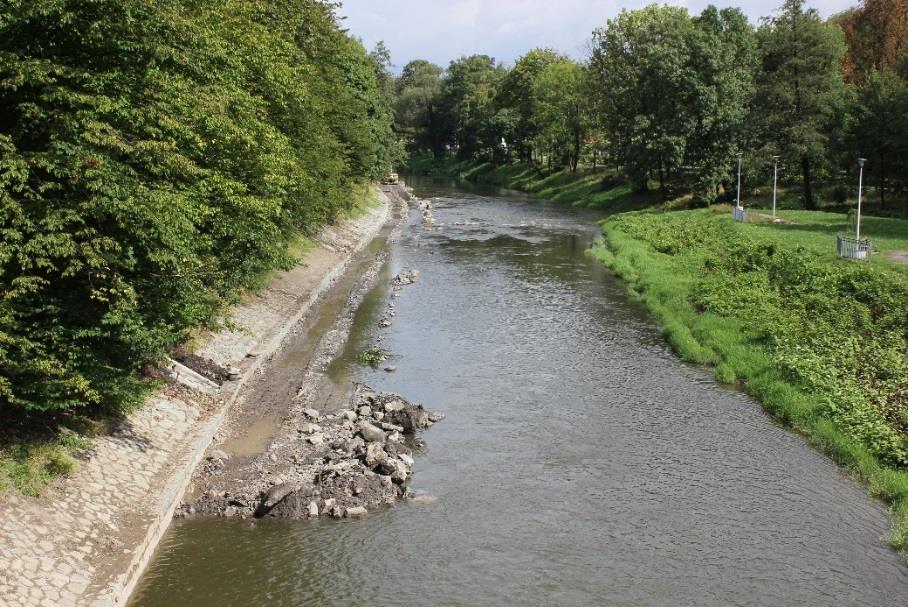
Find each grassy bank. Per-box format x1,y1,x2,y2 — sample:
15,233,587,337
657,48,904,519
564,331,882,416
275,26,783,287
403,155,667,213
403,155,908,218
595,207,908,553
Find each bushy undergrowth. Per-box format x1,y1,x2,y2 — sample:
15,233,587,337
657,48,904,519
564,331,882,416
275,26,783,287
598,209,908,549
0,1,398,416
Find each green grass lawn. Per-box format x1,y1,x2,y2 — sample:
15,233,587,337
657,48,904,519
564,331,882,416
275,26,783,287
596,207,908,555
732,209,908,275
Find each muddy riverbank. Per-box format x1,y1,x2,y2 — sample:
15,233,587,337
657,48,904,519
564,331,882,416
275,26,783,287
177,184,447,521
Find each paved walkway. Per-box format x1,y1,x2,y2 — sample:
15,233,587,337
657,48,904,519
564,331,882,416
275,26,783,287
0,193,390,606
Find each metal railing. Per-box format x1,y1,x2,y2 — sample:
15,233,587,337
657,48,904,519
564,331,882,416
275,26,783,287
836,234,872,260
732,206,748,223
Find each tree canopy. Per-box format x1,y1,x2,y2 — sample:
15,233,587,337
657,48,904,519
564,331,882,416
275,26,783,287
395,1,908,210
0,0,399,413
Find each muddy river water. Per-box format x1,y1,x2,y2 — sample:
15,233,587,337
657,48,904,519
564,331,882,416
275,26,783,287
130,178,907,606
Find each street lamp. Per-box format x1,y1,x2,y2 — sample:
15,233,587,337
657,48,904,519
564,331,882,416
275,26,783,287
856,158,866,241
771,155,780,220
735,152,743,209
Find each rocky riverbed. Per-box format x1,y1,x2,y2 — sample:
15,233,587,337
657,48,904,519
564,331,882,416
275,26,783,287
176,185,446,522
181,385,443,520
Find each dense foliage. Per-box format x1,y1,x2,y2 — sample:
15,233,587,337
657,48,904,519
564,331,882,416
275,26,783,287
0,0,398,414
395,0,908,210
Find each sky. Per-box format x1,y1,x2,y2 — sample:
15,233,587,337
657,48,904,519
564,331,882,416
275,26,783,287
337,0,856,70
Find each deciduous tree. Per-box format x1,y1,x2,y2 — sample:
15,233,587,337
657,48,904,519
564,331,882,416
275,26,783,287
755,0,847,210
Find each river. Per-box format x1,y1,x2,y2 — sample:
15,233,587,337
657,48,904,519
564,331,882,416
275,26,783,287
130,177,907,606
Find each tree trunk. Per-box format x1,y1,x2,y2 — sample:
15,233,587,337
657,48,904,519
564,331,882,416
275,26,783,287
571,131,581,173
801,155,815,210
879,154,887,210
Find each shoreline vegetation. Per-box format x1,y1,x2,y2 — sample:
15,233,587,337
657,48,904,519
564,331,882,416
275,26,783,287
402,153,908,555
0,1,399,494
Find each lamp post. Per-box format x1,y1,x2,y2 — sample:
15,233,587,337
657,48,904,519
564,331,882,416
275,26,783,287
856,158,866,241
771,155,780,219
735,152,743,209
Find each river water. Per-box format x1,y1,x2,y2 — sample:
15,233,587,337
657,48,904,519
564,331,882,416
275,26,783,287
130,178,907,606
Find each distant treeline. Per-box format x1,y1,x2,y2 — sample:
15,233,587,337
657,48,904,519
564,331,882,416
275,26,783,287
0,1,399,414
394,0,908,209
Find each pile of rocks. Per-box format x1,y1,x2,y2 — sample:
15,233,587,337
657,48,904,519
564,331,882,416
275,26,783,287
378,270,418,329
184,386,443,520
393,269,419,287
418,198,435,225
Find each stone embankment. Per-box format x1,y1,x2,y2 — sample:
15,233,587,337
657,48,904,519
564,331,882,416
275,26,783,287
0,187,394,607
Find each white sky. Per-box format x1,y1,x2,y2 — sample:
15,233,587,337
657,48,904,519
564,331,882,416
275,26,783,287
337,1,856,69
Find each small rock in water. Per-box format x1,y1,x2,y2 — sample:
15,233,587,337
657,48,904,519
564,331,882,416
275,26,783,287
379,319,392,328
393,269,420,286
384,366,397,373
410,493,437,506
307,501,319,518
398,453,414,467
345,506,368,518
